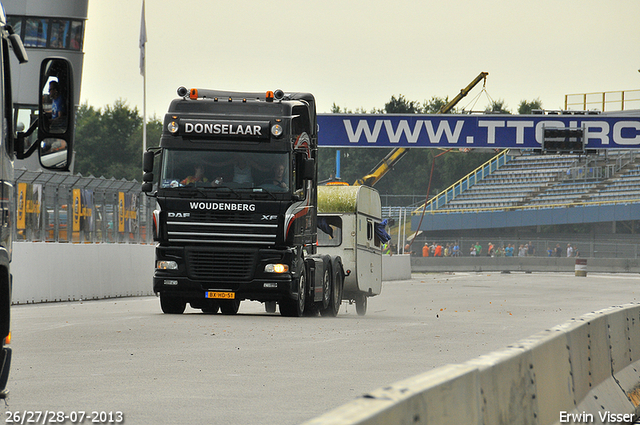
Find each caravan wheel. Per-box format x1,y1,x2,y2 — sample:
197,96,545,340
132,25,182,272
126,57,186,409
355,294,367,316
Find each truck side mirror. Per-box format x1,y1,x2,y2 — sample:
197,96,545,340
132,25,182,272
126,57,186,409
142,151,155,193
143,151,154,173
38,58,74,171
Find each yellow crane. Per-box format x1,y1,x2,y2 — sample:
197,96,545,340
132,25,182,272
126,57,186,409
352,72,488,187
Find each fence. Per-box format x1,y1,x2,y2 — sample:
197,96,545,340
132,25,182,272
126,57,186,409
15,169,153,245
15,170,640,260
407,238,640,260
380,195,427,219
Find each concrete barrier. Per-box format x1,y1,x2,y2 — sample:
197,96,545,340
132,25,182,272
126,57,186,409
302,303,640,425
467,346,535,423
411,256,640,274
11,242,156,304
382,254,411,281
302,364,481,425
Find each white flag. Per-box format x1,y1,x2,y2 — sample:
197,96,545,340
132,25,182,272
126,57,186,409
139,0,147,76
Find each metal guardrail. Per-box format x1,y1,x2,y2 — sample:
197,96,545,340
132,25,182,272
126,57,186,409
564,151,639,181
565,89,640,112
14,169,153,244
411,197,640,215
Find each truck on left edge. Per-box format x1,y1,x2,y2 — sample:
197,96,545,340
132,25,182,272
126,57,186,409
0,4,75,397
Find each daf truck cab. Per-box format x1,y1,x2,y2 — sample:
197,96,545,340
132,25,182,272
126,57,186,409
143,88,343,317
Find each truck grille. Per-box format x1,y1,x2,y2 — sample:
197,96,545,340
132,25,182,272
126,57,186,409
166,220,278,246
186,249,256,282
190,211,254,223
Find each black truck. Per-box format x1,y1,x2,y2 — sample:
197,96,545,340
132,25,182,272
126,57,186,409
142,88,343,317
0,6,75,396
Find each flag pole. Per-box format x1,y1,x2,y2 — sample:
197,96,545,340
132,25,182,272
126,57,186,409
143,59,147,154
140,0,147,162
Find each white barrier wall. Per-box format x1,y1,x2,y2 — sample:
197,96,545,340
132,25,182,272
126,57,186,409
302,303,640,425
382,254,411,281
11,243,408,305
11,242,156,304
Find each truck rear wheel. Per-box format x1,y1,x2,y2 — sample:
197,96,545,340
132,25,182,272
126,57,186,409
280,270,306,317
321,265,342,317
160,294,186,314
321,264,332,310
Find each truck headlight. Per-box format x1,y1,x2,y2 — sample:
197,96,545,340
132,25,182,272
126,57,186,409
265,264,289,273
157,260,178,270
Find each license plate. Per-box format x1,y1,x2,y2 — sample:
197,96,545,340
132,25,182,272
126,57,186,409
206,291,235,299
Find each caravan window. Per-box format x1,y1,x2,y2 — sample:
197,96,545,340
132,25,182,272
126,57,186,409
317,216,342,247
367,219,382,248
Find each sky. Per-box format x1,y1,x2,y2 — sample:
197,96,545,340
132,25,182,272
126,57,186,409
80,0,640,118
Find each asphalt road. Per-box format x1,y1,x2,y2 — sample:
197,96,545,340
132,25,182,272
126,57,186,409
4,272,640,425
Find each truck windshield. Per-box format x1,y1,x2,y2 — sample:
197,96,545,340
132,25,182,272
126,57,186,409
160,149,290,193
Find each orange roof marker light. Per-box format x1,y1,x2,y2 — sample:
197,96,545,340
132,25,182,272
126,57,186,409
266,91,274,102
189,88,198,100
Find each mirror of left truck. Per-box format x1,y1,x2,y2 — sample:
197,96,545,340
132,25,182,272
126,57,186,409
38,58,74,171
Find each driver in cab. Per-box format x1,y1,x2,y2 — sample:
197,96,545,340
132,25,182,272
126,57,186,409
181,165,208,185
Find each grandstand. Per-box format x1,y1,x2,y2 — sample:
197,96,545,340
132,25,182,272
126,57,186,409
410,147,640,246
436,150,640,211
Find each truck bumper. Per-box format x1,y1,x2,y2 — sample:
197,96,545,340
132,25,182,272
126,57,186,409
153,274,295,302
152,245,299,303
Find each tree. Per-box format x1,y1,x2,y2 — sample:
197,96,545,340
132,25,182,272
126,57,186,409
384,95,422,114
330,103,368,114
423,96,451,114
74,100,162,180
518,98,543,114
485,99,511,114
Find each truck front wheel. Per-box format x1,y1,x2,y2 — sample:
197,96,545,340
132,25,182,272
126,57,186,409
201,300,220,314
280,271,306,317
220,299,240,315
160,293,186,314
265,301,277,313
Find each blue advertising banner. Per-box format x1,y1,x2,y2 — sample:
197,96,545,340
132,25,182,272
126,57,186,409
317,114,640,149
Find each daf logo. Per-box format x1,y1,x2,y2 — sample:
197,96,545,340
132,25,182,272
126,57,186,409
261,215,277,221
168,212,190,218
